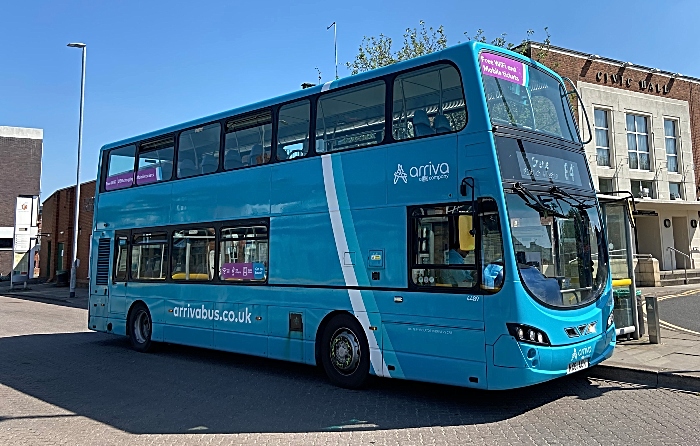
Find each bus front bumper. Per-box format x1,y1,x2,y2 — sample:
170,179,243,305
487,324,616,390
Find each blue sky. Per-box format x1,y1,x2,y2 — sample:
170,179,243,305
2,0,698,200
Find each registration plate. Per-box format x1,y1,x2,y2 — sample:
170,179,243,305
566,358,589,374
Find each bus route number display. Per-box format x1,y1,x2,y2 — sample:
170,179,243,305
516,153,582,187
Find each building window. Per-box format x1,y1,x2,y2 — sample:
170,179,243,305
669,182,683,200
631,180,655,199
219,225,269,282
171,228,215,281
316,80,386,153
626,114,650,170
178,123,221,178
131,232,169,280
392,64,466,141
598,178,614,193
137,137,174,185
0,238,12,250
664,119,679,173
594,109,611,167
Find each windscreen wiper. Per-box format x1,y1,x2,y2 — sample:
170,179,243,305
512,182,567,218
548,186,592,209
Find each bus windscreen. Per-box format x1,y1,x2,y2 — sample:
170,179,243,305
480,52,579,143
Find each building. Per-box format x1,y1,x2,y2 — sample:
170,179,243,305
524,43,700,272
0,126,43,277
39,180,95,286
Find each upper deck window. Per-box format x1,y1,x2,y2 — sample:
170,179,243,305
178,123,221,178
105,145,136,191
224,112,272,170
392,64,466,140
137,137,174,185
316,81,386,153
277,100,310,161
480,52,578,142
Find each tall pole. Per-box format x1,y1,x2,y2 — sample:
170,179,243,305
327,22,338,79
68,43,86,298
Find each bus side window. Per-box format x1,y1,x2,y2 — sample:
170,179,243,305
392,64,466,141
178,123,220,178
479,198,505,291
224,112,272,170
316,80,386,153
104,145,136,191
114,237,129,282
171,228,216,281
277,100,310,161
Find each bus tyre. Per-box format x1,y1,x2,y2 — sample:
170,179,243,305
128,303,153,353
320,314,370,389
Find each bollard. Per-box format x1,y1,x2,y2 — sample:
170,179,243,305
646,295,661,344
637,293,645,337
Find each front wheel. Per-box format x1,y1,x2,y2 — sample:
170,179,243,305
320,314,370,389
128,303,153,353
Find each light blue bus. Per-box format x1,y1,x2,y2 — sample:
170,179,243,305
89,41,615,390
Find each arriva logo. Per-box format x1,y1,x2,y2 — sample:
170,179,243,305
394,162,450,184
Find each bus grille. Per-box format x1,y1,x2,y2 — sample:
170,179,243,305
95,238,111,285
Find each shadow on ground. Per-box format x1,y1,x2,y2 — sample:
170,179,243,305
0,331,627,434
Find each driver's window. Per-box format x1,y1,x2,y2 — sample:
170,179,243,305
277,100,310,162
479,198,504,291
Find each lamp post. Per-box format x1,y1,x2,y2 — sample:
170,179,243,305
67,42,86,298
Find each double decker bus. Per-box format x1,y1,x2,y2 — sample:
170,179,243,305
89,41,614,390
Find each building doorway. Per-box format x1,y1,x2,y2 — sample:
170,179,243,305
57,242,64,273
672,216,690,269
635,216,663,265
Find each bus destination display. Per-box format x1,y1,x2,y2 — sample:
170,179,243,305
516,152,582,187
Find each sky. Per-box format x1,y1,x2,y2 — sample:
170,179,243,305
2,0,699,201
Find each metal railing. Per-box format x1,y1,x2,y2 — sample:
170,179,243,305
666,246,691,284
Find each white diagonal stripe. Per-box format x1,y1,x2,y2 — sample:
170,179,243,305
321,154,388,377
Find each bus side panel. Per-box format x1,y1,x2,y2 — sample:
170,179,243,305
269,213,345,286
382,323,487,388
271,157,327,215
386,133,458,206
96,183,173,229
213,303,267,357
267,306,305,363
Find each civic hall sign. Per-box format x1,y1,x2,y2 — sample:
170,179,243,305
594,71,670,94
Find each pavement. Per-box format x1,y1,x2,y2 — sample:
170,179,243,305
587,283,700,392
2,281,699,393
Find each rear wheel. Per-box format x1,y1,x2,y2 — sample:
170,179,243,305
320,314,370,389
128,303,153,353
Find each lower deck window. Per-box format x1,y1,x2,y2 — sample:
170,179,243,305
411,204,477,288
219,225,268,282
171,228,215,281
131,232,168,280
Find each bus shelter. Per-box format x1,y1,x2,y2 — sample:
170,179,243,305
598,193,641,340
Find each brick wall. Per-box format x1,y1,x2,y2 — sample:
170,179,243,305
525,44,700,191
0,134,42,276
39,180,95,286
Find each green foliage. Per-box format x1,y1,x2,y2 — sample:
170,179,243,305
346,21,447,75
347,22,555,75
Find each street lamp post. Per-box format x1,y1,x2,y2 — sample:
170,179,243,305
67,42,86,298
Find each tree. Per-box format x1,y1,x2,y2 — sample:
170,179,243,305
347,22,554,75
346,21,447,75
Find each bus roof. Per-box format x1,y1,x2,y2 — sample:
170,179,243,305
99,41,558,152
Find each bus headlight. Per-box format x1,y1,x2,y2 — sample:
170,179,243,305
606,311,615,329
507,323,550,346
